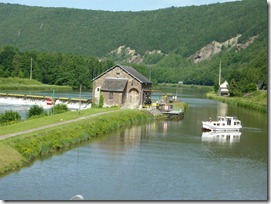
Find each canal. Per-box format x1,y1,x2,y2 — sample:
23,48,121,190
0,87,268,200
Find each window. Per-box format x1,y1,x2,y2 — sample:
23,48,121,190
109,92,113,99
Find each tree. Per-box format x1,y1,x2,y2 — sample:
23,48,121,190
229,79,241,97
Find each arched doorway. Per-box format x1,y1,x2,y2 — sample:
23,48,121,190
128,88,140,106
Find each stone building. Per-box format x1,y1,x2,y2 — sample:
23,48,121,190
92,64,152,108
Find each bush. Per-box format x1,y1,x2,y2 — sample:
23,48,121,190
27,105,45,118
99,94,104,108
243,83,257,93
53,104,68,114
0,110,21,125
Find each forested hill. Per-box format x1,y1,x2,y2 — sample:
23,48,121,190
0,0,267,57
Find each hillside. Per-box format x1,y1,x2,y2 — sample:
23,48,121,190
0,0,267,57
0,0,267,93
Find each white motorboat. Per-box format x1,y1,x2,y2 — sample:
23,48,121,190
202,116,242,132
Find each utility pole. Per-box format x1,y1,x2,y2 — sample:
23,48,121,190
219,60,221,86
30,57,33,80
218,60,222,96
79,84,82,114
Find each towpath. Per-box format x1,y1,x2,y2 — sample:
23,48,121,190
0,110,119,141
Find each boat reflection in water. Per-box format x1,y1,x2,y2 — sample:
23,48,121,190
201,131,241,144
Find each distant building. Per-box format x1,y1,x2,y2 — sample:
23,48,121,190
92,64,152,108
178,81,183,85
218,80,229,96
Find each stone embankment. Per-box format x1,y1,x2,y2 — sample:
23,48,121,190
146,107,164,117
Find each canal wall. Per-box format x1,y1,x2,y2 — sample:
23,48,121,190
0,109,153,175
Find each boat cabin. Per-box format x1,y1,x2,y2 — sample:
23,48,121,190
216,116,241,126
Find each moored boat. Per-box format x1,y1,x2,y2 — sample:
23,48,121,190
202,116,242,132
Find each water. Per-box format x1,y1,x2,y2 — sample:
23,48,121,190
0,90,92,119
0,87,267,200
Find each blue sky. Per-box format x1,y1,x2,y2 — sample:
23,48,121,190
0,0,241,11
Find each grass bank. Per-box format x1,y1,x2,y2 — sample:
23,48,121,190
0,109,153,175
0,77,72,91
157,83,213,90
206,90,267,114
0,107,118,135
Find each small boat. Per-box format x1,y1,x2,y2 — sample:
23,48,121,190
202,116,242,132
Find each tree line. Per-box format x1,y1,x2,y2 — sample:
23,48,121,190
0,46,114,89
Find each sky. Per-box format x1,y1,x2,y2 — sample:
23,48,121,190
0,0,242,11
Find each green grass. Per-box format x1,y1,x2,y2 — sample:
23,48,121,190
0,107,118,135
157,83,213,90
0,143,25,174
206,90,267,113
0,77,72,91
171,100,189,111
0,77,43,85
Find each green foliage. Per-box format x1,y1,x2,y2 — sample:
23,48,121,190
27,105,46,118
229,79,241,97
0,110,21,125
99,94,104,108
243,83,257,93
0,0,266,57
206,90,267,113
53,104,68,114
0,46,114,89
0,0,267,93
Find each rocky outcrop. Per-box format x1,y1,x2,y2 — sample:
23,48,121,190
109,45,143,63
189,34,258,63
109,45,163,64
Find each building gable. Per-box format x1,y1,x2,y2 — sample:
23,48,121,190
92,64,151,84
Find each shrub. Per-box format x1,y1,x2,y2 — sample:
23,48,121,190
53,104,68,114
99,94,104,108
27,105,45,118
243,83,257,93
0,110,21,125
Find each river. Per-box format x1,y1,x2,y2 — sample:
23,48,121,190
0,87,268,200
